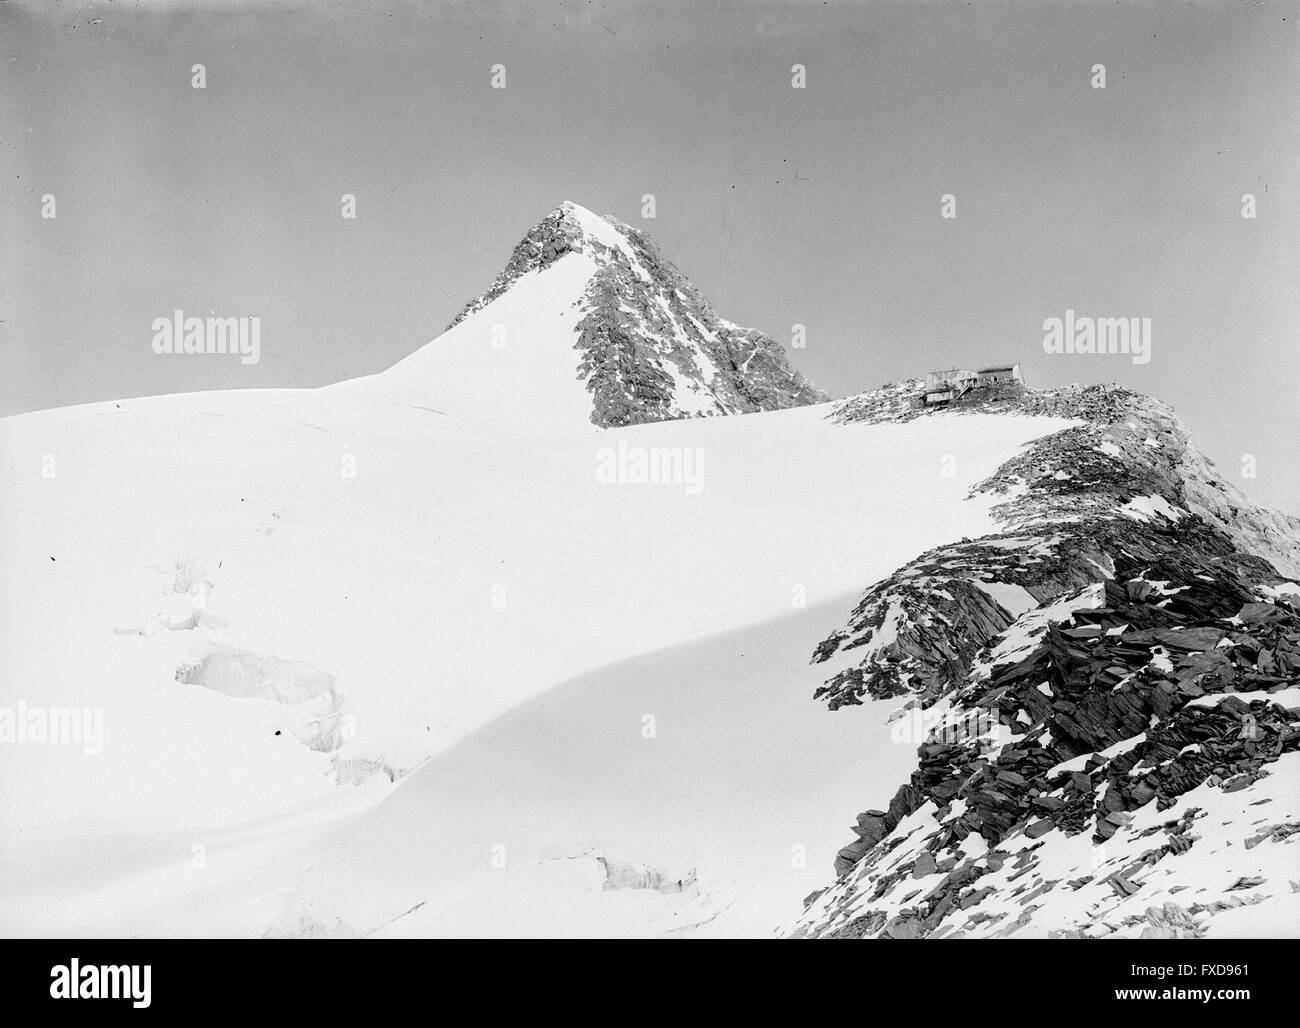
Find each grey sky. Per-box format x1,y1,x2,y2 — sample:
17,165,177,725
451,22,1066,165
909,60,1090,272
2,0,1296,512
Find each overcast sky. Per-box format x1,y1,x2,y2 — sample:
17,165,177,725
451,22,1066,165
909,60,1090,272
2,0,1296,512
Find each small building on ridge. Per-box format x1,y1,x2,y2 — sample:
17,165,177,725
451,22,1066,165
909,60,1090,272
922,363,1024,406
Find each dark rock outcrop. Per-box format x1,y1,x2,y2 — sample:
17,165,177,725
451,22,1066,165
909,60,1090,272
794,380,1300,938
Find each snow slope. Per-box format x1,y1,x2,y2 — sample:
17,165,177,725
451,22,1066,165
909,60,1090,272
0,385,1075,935
5,599,923,938
327,244,601,443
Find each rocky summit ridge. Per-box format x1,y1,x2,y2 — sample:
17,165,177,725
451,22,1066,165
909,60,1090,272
450,201,826,428
792,379,1300,939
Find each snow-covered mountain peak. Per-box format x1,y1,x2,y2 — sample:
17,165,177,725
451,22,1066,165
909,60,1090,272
417,200,827,432
556,200,648,269
445,201,642,328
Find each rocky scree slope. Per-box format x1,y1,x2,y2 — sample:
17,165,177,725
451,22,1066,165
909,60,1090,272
791,380,1300,938
450,201,826,428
